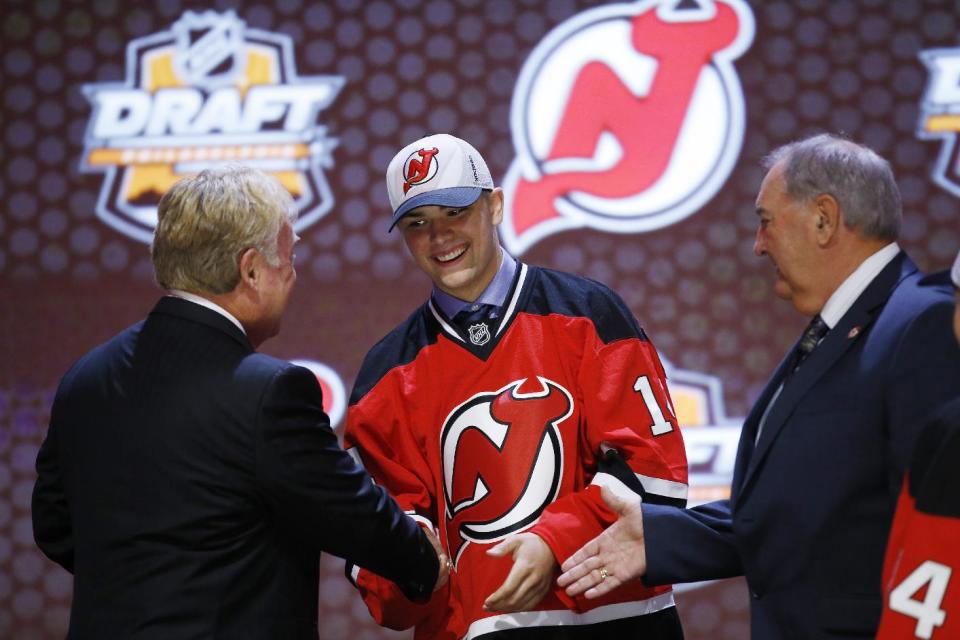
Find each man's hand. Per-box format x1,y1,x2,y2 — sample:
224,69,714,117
423,526,452,592
483,533,557,612
556,486,646,599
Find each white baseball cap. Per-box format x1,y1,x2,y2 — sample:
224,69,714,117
385,133,494,230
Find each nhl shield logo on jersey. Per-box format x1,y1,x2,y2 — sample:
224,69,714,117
501,0,755,254
918,45,960,198
80,10,344,243
468,322,491,346
440,377,572,564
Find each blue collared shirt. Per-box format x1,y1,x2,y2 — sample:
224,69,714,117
431,248,517,318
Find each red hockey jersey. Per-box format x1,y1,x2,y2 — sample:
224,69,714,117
344,264,688,639
878,398,960,640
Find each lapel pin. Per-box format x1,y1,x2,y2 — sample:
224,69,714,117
847,326,861,339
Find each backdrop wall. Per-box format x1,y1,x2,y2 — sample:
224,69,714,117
2,1,958,638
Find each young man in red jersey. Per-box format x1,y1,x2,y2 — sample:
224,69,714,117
343,134,688,639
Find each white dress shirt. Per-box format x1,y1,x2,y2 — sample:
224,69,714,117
169,290,246,335
755,242,901,443
819,242,900,329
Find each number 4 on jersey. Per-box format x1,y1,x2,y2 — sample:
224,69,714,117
889,560,952,639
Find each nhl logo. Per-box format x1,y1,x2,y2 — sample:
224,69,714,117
172,10,245,88
79,9,344,243
468,323,491,346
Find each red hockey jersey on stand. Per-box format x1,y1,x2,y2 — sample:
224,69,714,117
344,264,688,639
878,398,960,640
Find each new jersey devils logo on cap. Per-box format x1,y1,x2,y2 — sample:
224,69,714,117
501,0,755,254
441,377,572,565
403,147,440,194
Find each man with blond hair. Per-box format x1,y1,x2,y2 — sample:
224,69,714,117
32,166,447,639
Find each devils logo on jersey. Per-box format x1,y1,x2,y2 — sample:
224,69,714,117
441,377,572,564
501,0,755,254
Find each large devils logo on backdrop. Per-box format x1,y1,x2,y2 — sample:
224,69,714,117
918,46,960,198
80,10,344,243
441,377,572,564
501,0,755,254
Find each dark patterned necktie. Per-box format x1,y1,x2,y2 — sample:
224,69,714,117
792,314,829,371
454,304,498,346
454,303,497,329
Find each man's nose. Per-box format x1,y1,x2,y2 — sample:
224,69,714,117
430,218,454,241
753,229,765,257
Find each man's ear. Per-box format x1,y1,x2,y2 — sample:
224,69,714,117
489,187,504,226
813,193,840,245
237,247,261,290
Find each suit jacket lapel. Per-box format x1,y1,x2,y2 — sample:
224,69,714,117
731,353,793,503
734,252,916,501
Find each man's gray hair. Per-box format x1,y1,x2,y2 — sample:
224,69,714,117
152,166,296,294
763,133,901,241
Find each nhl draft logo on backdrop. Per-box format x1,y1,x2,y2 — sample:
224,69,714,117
917,45,960,198
403,147,440,194
501,0,755,254
441,378,572,564
80,10,344,242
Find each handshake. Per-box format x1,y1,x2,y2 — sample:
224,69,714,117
421,486,646,608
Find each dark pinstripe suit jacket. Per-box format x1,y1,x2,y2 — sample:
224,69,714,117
33,296,437,639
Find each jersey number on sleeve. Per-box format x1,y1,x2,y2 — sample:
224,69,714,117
889,560,952,639
634,375,674,436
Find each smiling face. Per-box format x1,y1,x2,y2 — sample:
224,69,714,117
753,161,827,315
398,188,504,302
